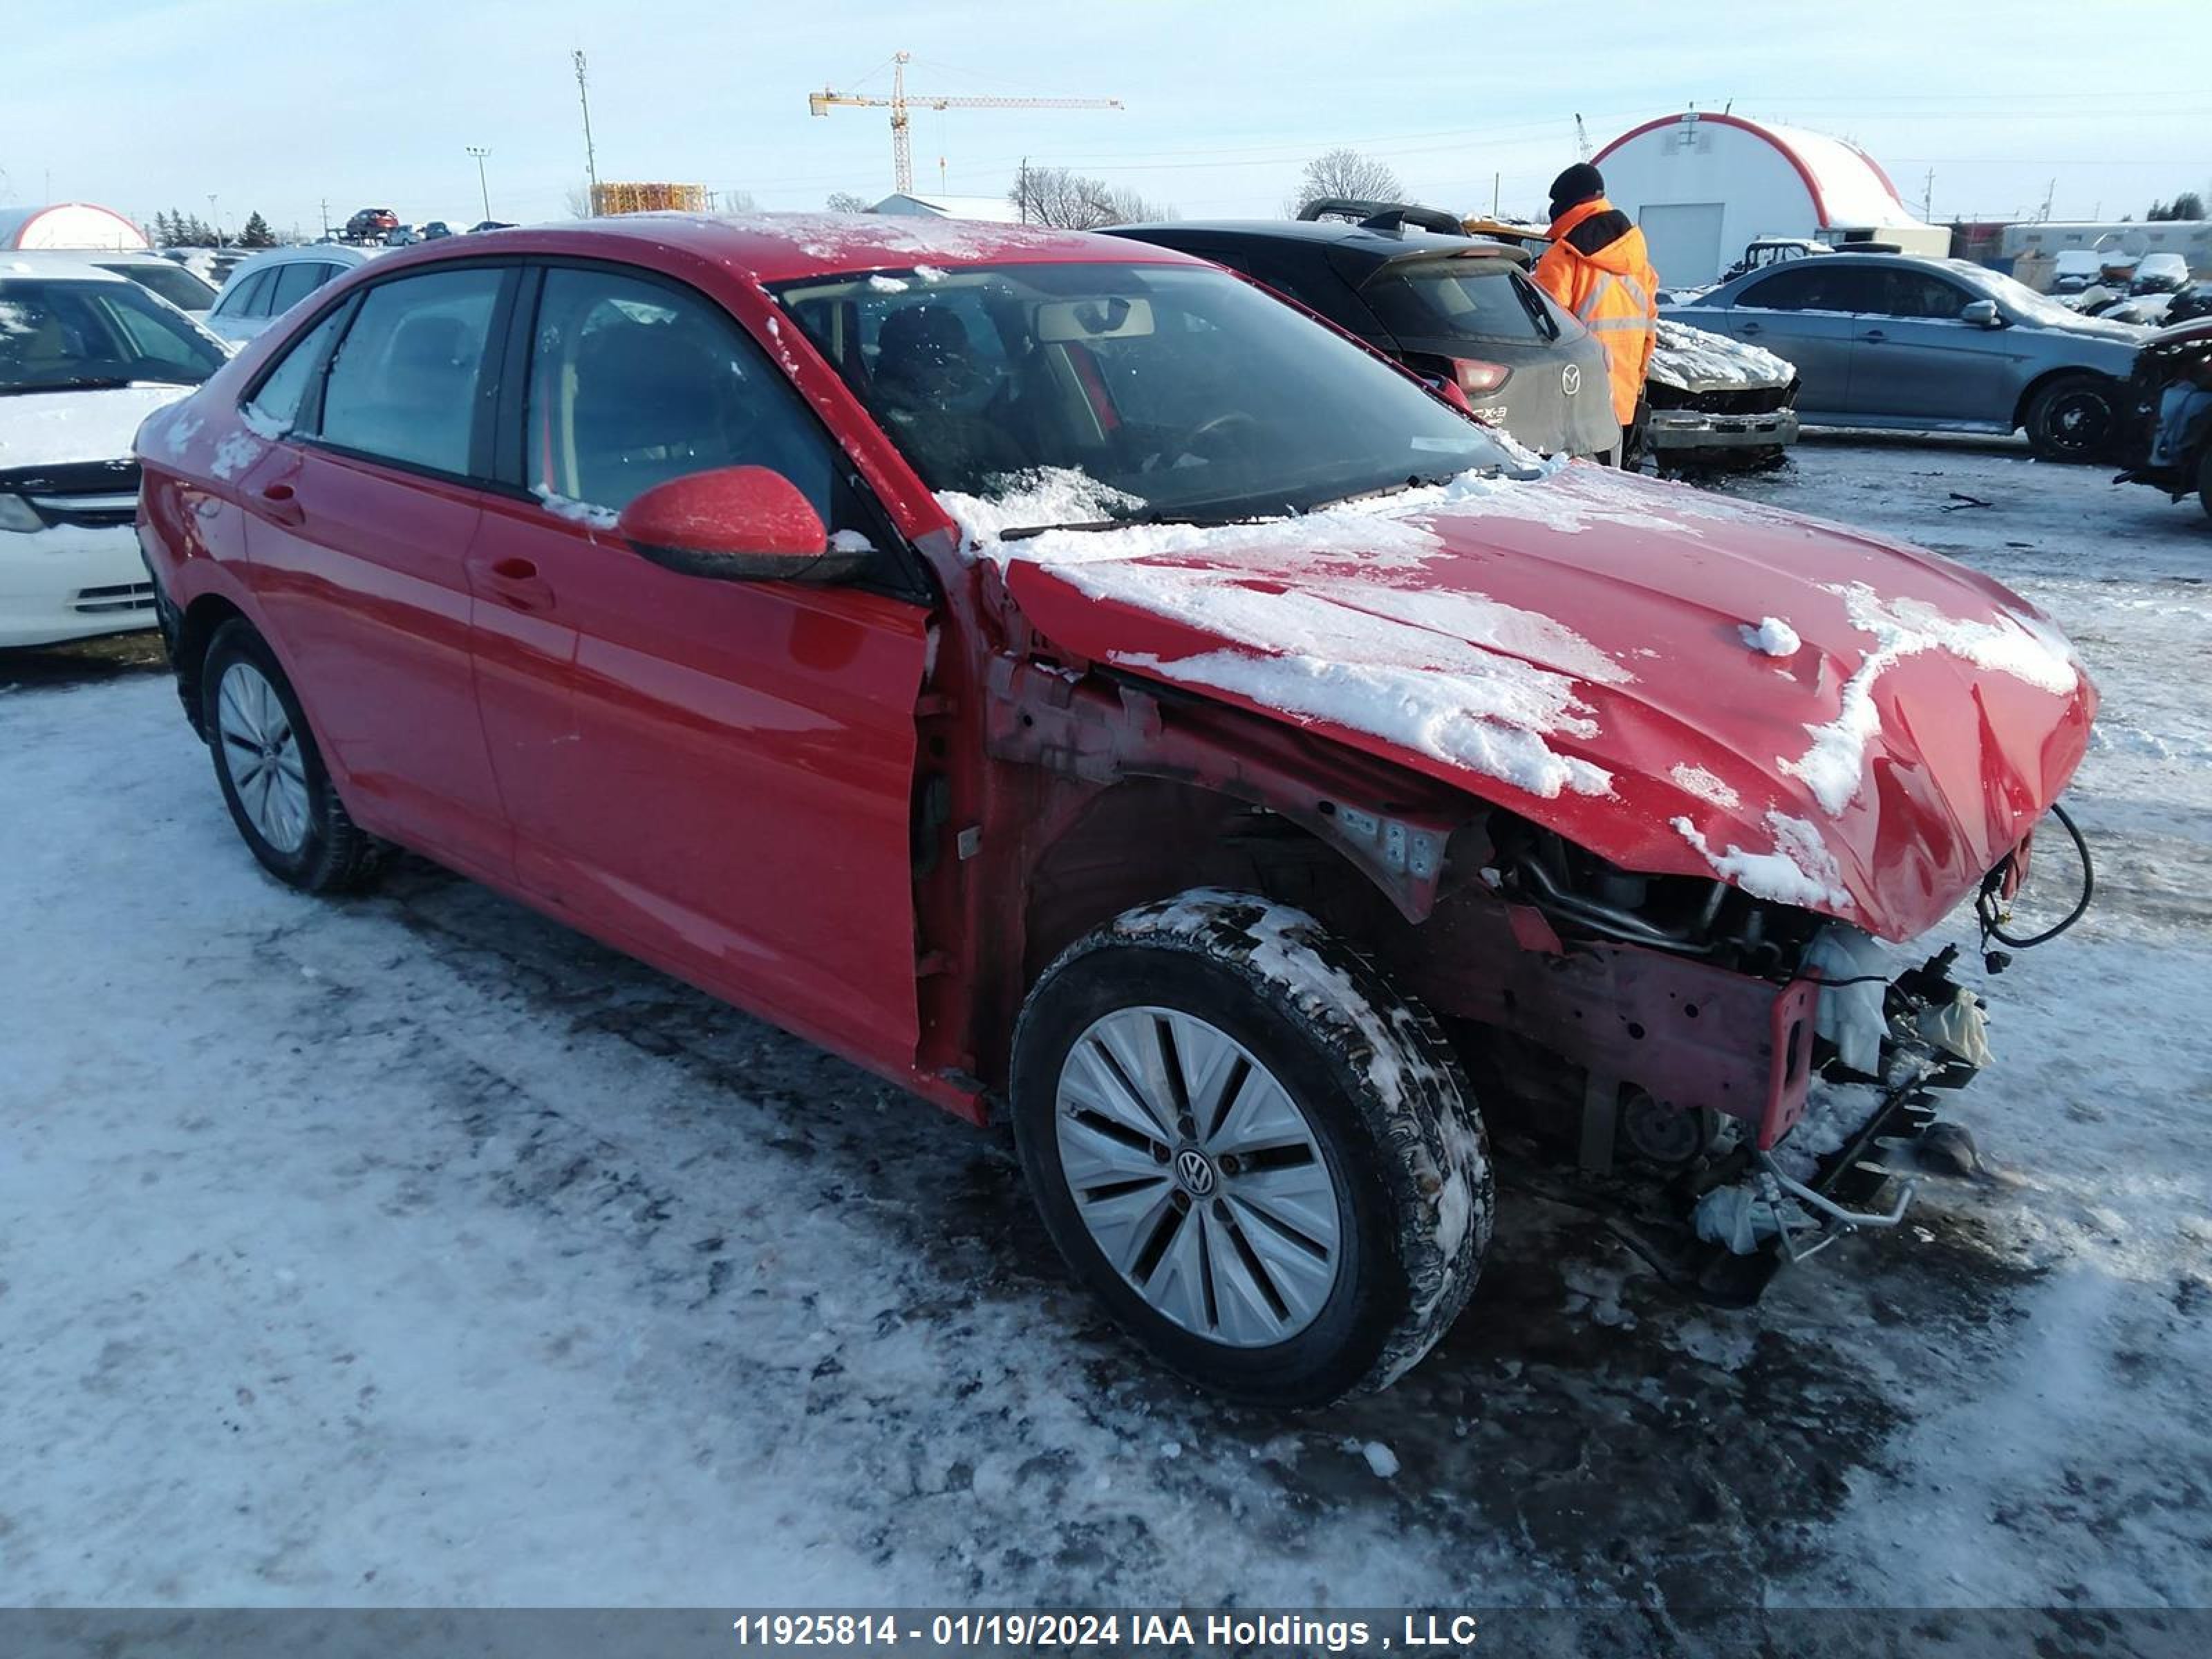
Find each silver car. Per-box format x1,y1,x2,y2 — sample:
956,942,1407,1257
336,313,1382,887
1665,252,2145,460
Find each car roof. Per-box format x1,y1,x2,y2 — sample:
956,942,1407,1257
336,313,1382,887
0,253,131,283
1107,218,1522,265
212,243,373,292
351,212,1199,284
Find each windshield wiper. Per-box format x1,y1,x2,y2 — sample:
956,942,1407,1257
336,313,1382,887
1306,471,1469,513
997,508,1237,541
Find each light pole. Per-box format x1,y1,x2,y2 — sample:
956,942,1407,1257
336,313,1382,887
207,193,221,247
466,146,492,223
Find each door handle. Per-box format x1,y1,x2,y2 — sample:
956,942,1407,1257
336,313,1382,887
1860,329,1886,341
470,554,556,613
1738,321,1763,335
256,480,304,526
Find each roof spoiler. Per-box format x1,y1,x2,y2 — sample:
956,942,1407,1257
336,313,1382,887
1296,198,1469,238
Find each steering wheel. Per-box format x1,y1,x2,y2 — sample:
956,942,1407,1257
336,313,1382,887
1187,411,1263,456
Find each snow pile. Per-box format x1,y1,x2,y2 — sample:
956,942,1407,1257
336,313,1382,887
237,404,290,441
937,467,1145,543
0,383,194,469
1671,810,1852,911
1739,615,1801,657
1783,581,2081,816
865,274,909,293
1648,319,1797,393
531,484,619,529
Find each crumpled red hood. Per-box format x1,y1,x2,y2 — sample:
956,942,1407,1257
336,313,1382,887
996,463,2097,941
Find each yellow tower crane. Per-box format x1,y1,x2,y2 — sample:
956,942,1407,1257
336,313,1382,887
808,52,1121,197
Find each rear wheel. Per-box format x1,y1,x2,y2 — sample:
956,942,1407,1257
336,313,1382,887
200,619,386,894
1011,890,1490,1405
2025,373,2119,462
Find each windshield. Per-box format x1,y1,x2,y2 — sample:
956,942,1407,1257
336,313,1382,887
0,276,227,393
775,261,1510,527
106,262,218,313
1967,266,2088,328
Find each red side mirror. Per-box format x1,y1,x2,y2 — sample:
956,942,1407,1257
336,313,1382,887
615,466,850,582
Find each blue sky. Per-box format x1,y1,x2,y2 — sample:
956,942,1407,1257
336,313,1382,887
8,0,2209,239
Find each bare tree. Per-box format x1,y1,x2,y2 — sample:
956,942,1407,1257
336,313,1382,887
718,188,758,214
1284,149,1403,217
825,191,872,214
565,185,594,218
1007,166,1171,229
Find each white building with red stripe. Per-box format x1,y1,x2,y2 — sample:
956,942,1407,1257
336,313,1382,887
1592,111,1950,285
0,203,150,252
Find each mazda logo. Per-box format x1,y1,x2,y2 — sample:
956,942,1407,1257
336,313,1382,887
1174,1148,1217,1197
1562,363,1582,396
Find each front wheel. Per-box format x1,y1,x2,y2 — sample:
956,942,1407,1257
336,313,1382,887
1011,890,1491,1406
2025,373,2119,462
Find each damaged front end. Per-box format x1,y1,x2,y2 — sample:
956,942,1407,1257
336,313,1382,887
1390,809,2084,1308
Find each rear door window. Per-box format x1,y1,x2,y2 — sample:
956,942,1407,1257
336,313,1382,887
318,267,504,475
1738,265,1884,313
1359,259,1555,341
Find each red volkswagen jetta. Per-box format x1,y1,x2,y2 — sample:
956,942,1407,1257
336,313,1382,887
136,215,2094,1404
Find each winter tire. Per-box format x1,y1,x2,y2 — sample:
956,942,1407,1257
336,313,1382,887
1011,889,1491,1406
2025,373,2119,463
200,619,386,894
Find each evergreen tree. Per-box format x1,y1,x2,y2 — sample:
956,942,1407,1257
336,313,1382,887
238,211,276,248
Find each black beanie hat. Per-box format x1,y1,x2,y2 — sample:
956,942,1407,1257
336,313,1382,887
1548,162,1605,214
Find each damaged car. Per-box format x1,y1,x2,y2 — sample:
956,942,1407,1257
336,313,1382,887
135,217,2097,1405
2115,315,2212,521
1642,317,1801,471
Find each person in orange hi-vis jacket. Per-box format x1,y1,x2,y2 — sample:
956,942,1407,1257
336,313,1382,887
1531,162,1659,465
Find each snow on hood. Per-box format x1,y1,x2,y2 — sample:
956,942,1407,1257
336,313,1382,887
0,383,193,473
1648,319,1796,394
978,462,2097,939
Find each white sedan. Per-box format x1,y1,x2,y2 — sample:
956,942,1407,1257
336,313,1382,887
0,261,228,648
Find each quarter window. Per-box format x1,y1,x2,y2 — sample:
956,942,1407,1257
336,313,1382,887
218,267,274,319
245,306,348,434
319,268,503,475
524,267,838,518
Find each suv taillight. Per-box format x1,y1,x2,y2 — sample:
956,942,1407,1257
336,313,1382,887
1450,357,1511,395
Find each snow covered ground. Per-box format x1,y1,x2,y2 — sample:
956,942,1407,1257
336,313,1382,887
1,435,2207,1621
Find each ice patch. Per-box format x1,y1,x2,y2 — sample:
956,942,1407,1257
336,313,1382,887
1672,810,1852,912
237,404,291,442
1669,762,1742,811
865,274,909,293
208,431,261,480
1359,1441,1400,1479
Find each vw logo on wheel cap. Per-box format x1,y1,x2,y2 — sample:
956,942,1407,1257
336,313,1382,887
1562,362,1582,396
1174,1148,1217,1197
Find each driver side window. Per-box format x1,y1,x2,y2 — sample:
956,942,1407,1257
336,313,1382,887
525,267,837,521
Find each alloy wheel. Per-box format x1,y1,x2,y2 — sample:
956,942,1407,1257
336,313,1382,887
216,659,310,854
1054,1006,1345,1346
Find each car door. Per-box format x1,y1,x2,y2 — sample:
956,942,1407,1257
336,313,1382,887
467,262,932,1060
1700,263,1879,417
236,263,516,879
1851,267,2020,424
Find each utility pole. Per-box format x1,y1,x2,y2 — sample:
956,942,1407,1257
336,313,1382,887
1492,171,1500,217
2039,178,2056,223
573,50,599,212
319,198,330,241
467,146,492,222
1922,167,1934,223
